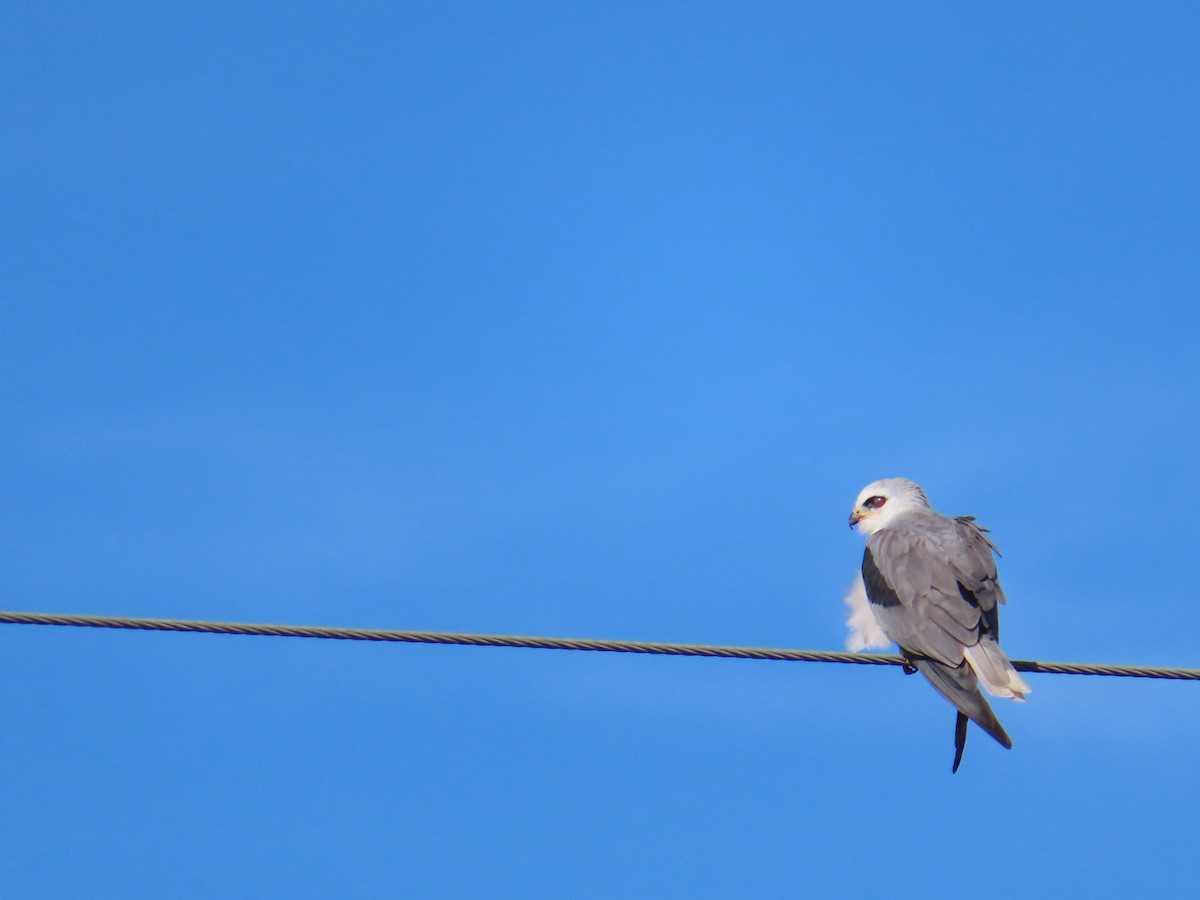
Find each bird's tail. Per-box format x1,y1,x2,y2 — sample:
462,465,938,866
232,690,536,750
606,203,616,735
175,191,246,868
964,638,1031,701
911,657,1013,750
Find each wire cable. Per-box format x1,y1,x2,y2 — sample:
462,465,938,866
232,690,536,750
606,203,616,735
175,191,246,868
1,610,1196,680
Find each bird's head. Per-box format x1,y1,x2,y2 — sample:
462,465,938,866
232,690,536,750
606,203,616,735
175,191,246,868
849,478,930,534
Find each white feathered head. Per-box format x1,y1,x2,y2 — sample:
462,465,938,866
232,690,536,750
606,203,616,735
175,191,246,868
848,478,930,535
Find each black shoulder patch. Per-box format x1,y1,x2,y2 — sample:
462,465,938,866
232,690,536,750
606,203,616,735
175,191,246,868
862,545,902,608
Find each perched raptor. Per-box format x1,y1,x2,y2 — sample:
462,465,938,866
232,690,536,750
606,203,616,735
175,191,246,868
846,478,1029,772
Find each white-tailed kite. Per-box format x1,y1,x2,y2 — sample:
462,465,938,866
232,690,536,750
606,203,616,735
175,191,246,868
846,478,1029,772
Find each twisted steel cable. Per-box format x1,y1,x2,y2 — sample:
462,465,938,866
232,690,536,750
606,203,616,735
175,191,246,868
1,611,1197,680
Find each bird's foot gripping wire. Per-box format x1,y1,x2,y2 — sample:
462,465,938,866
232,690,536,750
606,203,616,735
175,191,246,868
899,653,919,676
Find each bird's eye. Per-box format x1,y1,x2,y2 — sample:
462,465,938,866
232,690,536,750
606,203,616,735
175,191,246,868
864,495,886,509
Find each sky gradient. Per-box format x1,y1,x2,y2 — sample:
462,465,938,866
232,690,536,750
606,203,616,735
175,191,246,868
3,3,1199,897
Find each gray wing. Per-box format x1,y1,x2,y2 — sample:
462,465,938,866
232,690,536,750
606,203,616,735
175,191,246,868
862,515,1003,667
861,515,1014,752
949,516,1006,638
911,658,1012,752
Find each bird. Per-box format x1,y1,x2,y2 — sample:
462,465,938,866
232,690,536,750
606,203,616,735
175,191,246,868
846,478,1029,772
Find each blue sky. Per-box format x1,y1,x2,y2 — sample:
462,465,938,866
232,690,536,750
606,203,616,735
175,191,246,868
3,2,1198,896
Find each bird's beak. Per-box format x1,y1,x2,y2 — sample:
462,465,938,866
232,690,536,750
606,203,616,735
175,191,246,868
848,509,862,528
